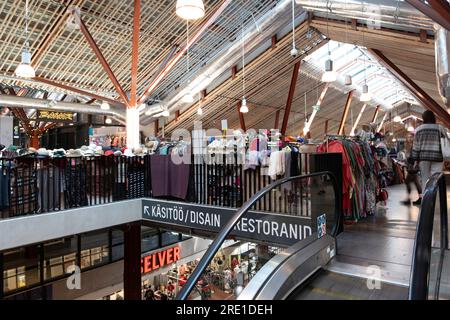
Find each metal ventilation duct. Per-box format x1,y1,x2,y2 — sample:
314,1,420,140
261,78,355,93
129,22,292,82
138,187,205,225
0,95,125,119
295,0,434,30
435,26,450,107
141,0,297,125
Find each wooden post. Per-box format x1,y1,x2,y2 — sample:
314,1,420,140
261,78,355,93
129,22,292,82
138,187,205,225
281,61,301,135
337,90,354,135
372,105,380,123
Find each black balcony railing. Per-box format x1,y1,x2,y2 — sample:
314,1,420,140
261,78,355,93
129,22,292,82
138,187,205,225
0,152,314,219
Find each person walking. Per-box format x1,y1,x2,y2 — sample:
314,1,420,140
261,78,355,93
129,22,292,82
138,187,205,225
411,110,447,204
398,134,422,205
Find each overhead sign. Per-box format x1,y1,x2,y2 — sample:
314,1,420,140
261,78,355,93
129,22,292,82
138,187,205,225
142,199,316,246
37,110,74,123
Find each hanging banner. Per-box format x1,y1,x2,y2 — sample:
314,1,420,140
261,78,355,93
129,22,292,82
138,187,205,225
37,110,74,123
142,199,317,246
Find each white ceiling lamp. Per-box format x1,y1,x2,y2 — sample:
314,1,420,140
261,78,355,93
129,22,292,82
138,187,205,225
345,74,352,86
176,0,205,20
407,125,415,132
105,118,112,124
393,115,402,122
322,6,335,83
290,0,298,58
322,58,336,83
100,101,110,110
197,106,203,115
240,5,249,114
392,137,397,142
240,97,249,113
360,84,372,102
15,0,36,78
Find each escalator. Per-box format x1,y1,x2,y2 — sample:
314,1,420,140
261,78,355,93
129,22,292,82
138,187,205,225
176,172,449,301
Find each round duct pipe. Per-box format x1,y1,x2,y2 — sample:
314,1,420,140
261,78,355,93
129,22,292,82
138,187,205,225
0,94,125,119
435,26,450,107
295,0,434,30
141,0,297,125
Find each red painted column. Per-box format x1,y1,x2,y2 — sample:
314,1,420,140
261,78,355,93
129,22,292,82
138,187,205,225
123,222,141,300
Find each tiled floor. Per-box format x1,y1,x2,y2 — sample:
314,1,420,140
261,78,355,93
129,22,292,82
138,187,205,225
294,184,425,300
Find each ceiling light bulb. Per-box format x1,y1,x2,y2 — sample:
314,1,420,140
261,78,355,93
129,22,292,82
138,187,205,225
100,101,110,110
15,48,35,78
162,109,170,117
393,115,402,122
197,107,203,115
105,118,112,124
392,138,397,142
176,0,205,20
181,92,194,104
240,97,249,113
360,84,372,102
321,59,336,83
407,125,415,132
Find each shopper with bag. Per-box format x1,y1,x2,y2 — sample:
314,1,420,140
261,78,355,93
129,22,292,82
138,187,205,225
411,110,449,203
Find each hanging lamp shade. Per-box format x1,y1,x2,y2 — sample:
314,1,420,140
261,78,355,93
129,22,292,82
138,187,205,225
15,48,35,78
240,97,249,113
360,84,372,102
321,59,336,83
162,109,170,117
345,74,352,86
393,115,402,122
181,92,195,104
105,118,112,124
197,107,203,115
176,0,205,20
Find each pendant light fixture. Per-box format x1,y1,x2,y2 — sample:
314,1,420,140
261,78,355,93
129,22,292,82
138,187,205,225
100,101,110,110
176,0,205,20
240,2,248,114
321,11,336,82
290,0,298,58
360,84,372,102
105,118,112,124
15,0,36,78
343,6,352,86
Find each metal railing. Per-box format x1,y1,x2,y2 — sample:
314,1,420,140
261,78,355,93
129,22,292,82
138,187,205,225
176,171,342,300
409,172,449,300
0,152,313,219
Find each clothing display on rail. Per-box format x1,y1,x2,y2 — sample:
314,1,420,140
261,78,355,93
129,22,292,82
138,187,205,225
150,155,191,200
317,137,381,222
8,164,38,216
64,162,88,208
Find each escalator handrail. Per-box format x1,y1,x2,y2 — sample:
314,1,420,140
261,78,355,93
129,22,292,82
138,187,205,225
409,172,448,300
176,171,342,300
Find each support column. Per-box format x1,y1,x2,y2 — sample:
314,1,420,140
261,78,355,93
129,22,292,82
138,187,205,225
123,222,141,300
126,108,140,149
338,90,354,135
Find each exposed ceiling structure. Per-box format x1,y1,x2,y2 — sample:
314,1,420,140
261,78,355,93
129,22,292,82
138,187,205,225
0,0,448,141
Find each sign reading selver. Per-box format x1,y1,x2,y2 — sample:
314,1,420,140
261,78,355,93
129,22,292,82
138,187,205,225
142,199,316,246
141,246,180,274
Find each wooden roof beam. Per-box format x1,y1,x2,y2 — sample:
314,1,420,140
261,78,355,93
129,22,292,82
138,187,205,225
33,76,122,107
130,0,141,107
405,0,450,31
369,48,450,128
337,90,354,135
68,7,130,106
137,0,233,105
281,61,301,135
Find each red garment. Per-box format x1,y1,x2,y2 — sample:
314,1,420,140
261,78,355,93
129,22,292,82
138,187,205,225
317,141,355,214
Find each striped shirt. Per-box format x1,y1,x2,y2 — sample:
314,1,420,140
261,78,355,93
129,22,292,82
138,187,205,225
411,124,447,162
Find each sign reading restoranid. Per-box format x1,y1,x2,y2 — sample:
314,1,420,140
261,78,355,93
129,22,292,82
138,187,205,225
142,199,314,246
